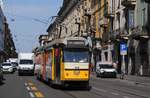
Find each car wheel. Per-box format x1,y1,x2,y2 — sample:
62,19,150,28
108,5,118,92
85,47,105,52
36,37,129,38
100,74,103,78
11,71,14,74
18,72,22,76
96,74,99,77
0,76,3,84
114,75,117,78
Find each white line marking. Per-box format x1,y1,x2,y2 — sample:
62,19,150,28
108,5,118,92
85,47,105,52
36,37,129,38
25,83,28,86
111,92,119,96
124,96,130,98
92,87,107,92
29,92,35,98
26,86,30,91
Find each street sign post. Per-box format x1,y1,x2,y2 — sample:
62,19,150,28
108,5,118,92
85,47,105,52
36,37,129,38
120,43,127,55
120,43,127,76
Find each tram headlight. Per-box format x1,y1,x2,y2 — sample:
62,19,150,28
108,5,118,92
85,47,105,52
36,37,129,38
66,73,69,76
85,73,88,77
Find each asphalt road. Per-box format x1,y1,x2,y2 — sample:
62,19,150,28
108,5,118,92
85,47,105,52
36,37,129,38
0,72,150,98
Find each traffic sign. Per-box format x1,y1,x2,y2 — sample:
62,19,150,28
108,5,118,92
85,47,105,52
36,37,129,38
120,43,127,55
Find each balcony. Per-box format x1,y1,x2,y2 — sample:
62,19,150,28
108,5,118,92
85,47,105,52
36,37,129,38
104,10,115,18
121,0,136,7
131,26,149,40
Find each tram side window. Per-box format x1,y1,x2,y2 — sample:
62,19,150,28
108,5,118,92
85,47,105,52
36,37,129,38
48,51,52,66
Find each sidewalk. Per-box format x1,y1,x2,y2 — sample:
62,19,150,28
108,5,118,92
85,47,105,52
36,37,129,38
91,72,150,86
118,74,150,86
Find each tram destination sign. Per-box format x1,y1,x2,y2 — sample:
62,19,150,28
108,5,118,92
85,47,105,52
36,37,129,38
67,40,85,46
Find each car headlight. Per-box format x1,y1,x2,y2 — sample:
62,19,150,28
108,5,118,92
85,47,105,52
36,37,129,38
100,70,105,73
9,68,13,71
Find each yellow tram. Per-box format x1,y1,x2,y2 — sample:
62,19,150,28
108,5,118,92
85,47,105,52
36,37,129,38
35,37,90,87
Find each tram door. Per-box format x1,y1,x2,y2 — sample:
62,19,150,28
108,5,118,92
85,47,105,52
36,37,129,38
54,48,61,83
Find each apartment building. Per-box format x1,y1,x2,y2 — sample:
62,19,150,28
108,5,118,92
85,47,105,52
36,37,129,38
4,18,17,59
128,0,150,76
0,5,5,63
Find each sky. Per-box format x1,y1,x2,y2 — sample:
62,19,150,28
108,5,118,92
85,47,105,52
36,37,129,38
3,0,63,53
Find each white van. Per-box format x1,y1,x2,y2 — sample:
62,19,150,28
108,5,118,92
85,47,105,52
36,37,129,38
18,53,34,75
96,62,117,78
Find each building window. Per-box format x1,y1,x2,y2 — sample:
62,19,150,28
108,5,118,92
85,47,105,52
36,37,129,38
128,10,135,28
142,8,146,26
112,0,115,13
118,0,120,9
91,0,98,9
104,0,108,15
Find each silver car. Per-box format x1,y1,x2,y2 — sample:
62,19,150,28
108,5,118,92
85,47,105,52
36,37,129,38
96,62,117,78
2,62,14,73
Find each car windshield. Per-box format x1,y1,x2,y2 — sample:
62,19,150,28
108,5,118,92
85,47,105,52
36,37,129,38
2,63,11,66
12,62,18,66
20,60,33,64
63,49,89,63
99,64,114,69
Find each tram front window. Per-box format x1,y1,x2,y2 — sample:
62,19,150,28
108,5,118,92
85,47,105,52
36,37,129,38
63,49,89,63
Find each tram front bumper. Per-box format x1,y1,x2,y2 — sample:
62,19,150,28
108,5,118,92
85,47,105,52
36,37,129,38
62,70,89,81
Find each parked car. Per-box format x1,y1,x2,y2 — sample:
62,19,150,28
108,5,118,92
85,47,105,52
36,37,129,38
96,62,117,78
0,64,3,83
8,58,18,70
2,62,15,73
11,62,18,71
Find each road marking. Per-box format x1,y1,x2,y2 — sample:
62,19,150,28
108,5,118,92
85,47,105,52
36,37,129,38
26,86,30,91
29,92,35,98
25,83,28,86
28,82,34,86
123,96,130,98
31,86,38,91
111,92,119,96
34,92,44,98
92,87,107,92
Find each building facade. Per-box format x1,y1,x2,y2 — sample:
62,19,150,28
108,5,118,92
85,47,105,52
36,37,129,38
46,0,150,76
128,0,150,76
0,5,5,63
4,18,17,59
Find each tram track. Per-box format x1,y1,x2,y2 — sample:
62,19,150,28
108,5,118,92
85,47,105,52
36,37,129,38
92,81,149,98
89,90,108,98
62,91,79,98
62,90,108,98
61,86,108,98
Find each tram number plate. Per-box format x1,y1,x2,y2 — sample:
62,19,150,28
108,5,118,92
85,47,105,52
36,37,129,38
74,67,80,75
